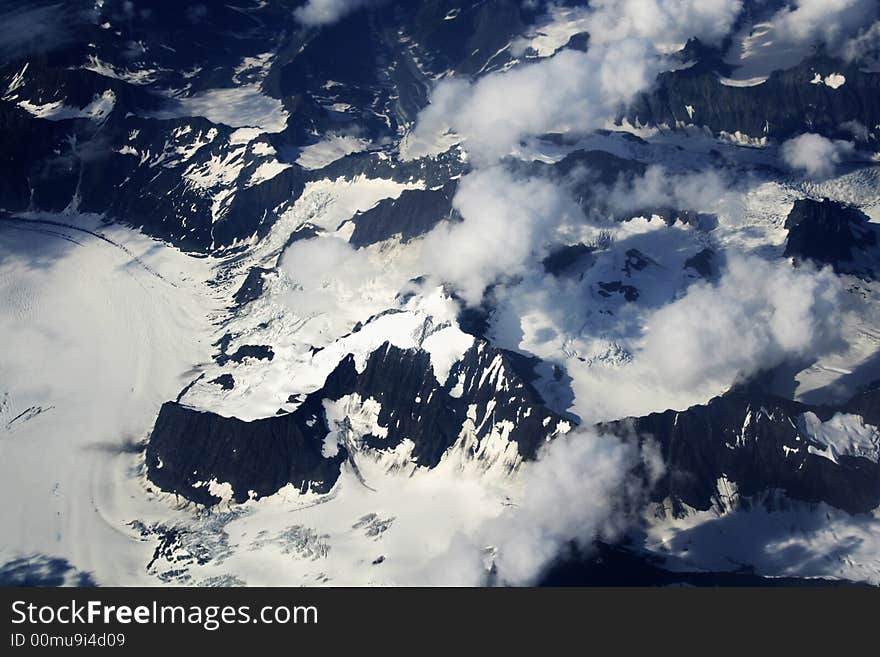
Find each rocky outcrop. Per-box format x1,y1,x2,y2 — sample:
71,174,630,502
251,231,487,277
626,53,880,145
146,397,346,506
233,267,272,307
319,341,569,467
349,181,458,247
784,198,877,275
683,248,717,278
543,243,595,276
273,0,542,141
147,339,570,506
602,388,880,516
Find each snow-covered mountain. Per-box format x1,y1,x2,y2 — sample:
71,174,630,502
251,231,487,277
2,0,880,587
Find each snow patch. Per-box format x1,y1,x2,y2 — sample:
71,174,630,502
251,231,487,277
421,326,474,385
151,85,288,133
18,90,116,122
811,72,846,89
296,135,371,170
322,394,388,458
799,412,880,464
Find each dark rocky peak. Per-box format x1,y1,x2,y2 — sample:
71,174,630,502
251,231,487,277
842,385,880,427
0,79,311,252
0,103,68,210
311,339,569,467
597,280,639,302
553,148,647,184
2,58,161,118
393,0,541,76
561,32,590,54
623,248,658,276
233,267,273,307
543,243,596,277
456,303,492,339
271,1,544,144
625,54,880,146
304,144,467,187
87,0,298,92
683,247,717,279
146,397,347,507
510,148,646,187
508,149,646,216
147,336,571,506
349,181,459,247
210,374,235,391
784,197,877,274
601,388,880,517
66,114,307,252
675,38,735,77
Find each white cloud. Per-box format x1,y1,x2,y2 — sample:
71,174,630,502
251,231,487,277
294,0,377,26
583,0,743,50
279,235,415,333
605,165,743,219
486,249,844,423
781,133,855,179
407,1,745,163
842,20,880,64
420,166,583,305
407,42,661,164
0,2,91,58
771,0,879,55
482,429,647,585
638,255,843,391
419,429,661,586
281,236,369,314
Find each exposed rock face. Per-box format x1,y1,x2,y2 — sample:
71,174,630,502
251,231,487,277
602,388,880,516
626,53,880,145
151,336,880,516
683,248,716,278
597,281,639,302
0,104,65,207
349,181,458,247
209,374,235,391
844,387,880,427
784,198,877,275
147,340,570,506
0,0,530,253
547,148,647,184
543,243,595,276
233,267,272,307
274,0,540,142
513,148,647,215
318,341,569,467
215,345,274,366
82,123,308,252
146,397,347,507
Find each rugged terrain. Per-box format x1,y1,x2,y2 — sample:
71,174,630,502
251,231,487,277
1,0,880,586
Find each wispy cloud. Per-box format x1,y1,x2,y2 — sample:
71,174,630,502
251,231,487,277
781,133,855,179
771,0,879,57
407,41,661,164
293,0,379,27
638,254,843,392
407,1,744,164
419,429,662,586
420,166,583,305
0,1,90,60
